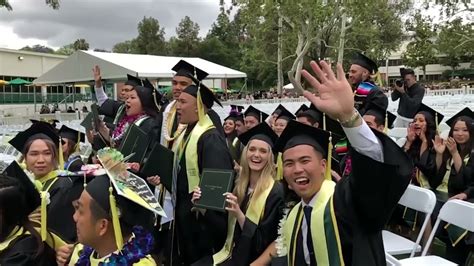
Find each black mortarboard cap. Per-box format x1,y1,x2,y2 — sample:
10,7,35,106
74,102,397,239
272,104,285,116
238,122,278,149
225,105,245,121
244,105,269,123
445,107,474,128
230,105,245,114
275,120,329,156
364,105,396,129
10,121,61,153
172,60,208,84
276,106,296,122
294,104,309,115
1,161,41,215
85,174,155,230
400,68,415,77
417,103,444,125
59,125,85,143
125,74,143,87
352,52,378,74
182,83,222,108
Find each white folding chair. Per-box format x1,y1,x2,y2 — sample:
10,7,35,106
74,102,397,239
388,127,407,139
383,185,436,257
386,253,402,266
396,137,406,148
398,199,474,265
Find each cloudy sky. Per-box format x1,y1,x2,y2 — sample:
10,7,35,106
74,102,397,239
0,0,225,50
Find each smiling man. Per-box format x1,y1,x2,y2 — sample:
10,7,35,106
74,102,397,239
253,61,412,266
168,82,232,265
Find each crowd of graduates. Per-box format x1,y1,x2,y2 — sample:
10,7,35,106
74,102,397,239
0,51,472,266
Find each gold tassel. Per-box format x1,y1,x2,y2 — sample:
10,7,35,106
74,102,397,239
375,71,383,87
435,113,439,134
384,112,388,134
109,186,123,250
325,133,333,180
58,137,64,170
40,192,47,241
323,113,327,131
276,153,283,181
197,83,206,124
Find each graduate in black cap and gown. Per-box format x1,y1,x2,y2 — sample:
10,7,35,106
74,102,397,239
0,161,61,265
92,65,142,128
168,81,233,265
349,52,388,115
224,105,245,162
9,122,77,243
193,123,284,266
243,106,269,131
253,60,412,266
59,125,86,172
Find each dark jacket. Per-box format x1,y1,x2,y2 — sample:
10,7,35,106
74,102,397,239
391,83,425,119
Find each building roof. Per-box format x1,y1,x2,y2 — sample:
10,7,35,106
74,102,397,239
0,47,68,59
33,50,247,84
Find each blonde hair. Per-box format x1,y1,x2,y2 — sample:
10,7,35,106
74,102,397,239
234,140,275,205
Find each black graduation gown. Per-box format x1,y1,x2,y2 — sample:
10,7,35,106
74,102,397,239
410,147,438,188
65,155,84,172
434,154,474,197
44,176,77,243
172,128,233,265
222,182,285,266
208,109,225,137
354,81,388,115
0,234,56,266
294,130,413,265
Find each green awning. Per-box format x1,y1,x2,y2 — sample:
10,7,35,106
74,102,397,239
9,78,32,85
159,86,172,93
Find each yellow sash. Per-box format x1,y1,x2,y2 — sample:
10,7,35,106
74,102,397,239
284,180,344,266
173,115,215,193
35,170,60,241
0,226,67,252
213,179,275,264
438,156,470,193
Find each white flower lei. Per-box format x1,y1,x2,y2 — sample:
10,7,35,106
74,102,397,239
275,207,291,257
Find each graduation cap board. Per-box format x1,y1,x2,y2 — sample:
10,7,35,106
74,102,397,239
417,103,444,126
294,104,309,115
125,74,143,87
364,101,396,130
96,148,165,218
352,52,378,74
59,125,85,144
445,107,474,128
244,106,269,123
182,83,222,109
172,60,208,84
275,106,296,122
238,122,278,149
9,121,61,153
272,104,285,116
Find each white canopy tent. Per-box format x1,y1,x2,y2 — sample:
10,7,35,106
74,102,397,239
33,50,247,84
283,83,294,89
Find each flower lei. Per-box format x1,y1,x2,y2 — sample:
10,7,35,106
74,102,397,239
112,114,147,142
275,207,292,257
75,226,154,266
164,123,186,142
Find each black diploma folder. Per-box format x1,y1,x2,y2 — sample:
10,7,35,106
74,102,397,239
141,143,174,192
118,124,149,163
194,169,234,212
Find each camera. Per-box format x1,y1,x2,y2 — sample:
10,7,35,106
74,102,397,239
395,79,403,87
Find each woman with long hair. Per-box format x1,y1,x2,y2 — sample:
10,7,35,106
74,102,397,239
0,162,57,265
403,104,442,188
59,125,85,172
9,122,76,243
192,123,285,266
433,108,474,196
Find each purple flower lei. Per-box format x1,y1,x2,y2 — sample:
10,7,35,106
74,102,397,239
75,226,154,266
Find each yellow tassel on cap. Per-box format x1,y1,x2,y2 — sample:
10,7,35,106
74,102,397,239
435,113,439,134
58,137,64,170
325,134,333,180
109,186,123,249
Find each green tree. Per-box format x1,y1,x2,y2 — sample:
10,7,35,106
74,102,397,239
20,44,55,54
1,0,59,10
402,11,437,80
437,18,474,75
133,16,167,55
171,16,201,56
55,44,75,55
112,40,136,53
73,38,89,51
